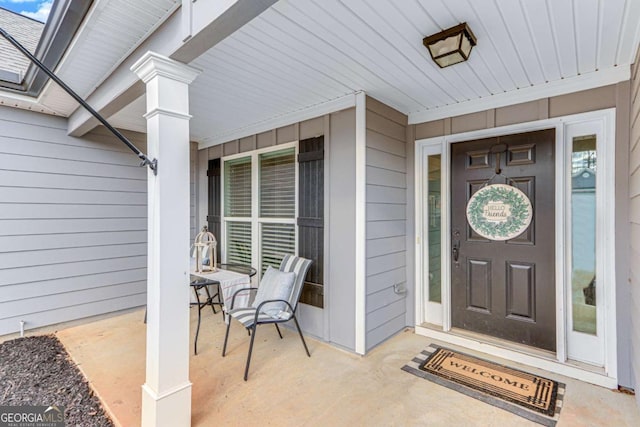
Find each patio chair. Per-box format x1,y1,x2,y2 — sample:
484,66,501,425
222,255,312,380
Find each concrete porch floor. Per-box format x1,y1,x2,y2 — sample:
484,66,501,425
50,307,639,427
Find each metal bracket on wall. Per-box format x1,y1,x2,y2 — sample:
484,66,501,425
393,283,407,295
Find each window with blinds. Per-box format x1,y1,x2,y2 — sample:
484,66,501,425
220,141,323,308
259,148,295,218
226,221,252,265
224,156,251,217
261,223,295,274
259,148,296,272
222,145,297,279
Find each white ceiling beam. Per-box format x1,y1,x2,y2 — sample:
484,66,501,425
67,0,277,137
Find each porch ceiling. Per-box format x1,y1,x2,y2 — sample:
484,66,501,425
41,0,179,115
110,0,640,146
0,0,179,115
114,0,640,145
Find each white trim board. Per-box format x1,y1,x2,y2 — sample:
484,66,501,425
354,91,366,355
198,93,357,149
0,93,61,116
408,66,629,124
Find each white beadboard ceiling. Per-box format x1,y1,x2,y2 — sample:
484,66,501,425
6,0,638,143
114,0,640,145
37,0,179,116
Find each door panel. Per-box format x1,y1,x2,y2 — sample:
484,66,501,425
508,177,535,244
506,262,535,320
467,258,492,312
451,129,556,351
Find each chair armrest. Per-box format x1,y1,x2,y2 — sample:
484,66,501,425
230,287,258,310
255,299,295,321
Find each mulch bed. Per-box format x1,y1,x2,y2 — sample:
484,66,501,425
0,334,114,426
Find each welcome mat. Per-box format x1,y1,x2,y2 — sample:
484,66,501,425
402,345,565,426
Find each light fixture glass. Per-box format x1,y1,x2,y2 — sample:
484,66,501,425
423,23,477,68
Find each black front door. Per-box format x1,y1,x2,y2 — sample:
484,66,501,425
450,129,556,351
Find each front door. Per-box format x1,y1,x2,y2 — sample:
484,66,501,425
451,129,556,351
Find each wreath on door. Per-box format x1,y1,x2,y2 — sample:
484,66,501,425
466,184,533,241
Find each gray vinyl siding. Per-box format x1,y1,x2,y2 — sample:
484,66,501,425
0,106,146,335
198,111,356,349
364,96,408,351
630,51,640,401
0,105,198,336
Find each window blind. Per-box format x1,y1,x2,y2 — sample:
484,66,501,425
261,223,295,274
259,148,295,218
224,156,252,217
226,221,252,265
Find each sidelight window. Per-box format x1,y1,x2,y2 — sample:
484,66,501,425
427,154,442,304
570,135,597,335
421,143,444,326
564,113,614,369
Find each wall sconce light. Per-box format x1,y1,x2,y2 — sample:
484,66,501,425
423,23,477,68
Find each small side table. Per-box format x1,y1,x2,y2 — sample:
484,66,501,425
190,275,221,355
190,264,257,355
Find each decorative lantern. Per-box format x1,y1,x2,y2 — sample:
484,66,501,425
194,225,217,272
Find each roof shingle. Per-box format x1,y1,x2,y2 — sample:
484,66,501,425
0,7,44,82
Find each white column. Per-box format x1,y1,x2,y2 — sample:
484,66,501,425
131,52,201,427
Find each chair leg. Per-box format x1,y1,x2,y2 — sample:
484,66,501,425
274,323,283,339
222,318,231,357
292,315,310,357
244,325,257,381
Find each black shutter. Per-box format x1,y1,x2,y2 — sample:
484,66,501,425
207,158,221,262
297,136,324,308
